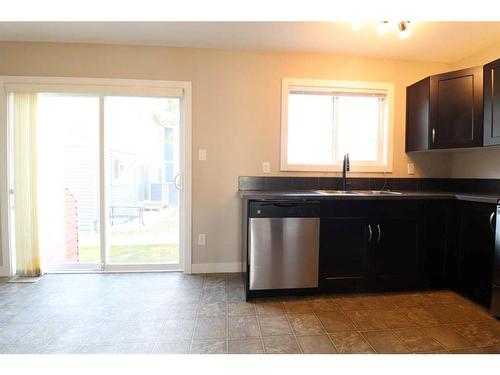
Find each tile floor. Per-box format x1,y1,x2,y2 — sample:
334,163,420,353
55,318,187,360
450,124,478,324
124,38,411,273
0,272,499,354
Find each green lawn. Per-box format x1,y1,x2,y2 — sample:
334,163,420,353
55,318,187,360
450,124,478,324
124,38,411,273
79,244,179,264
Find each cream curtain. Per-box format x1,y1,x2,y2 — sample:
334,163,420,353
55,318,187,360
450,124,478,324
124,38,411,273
12,93,41,276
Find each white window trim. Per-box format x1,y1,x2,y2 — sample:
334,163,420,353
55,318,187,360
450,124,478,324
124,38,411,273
280,77,395,173
0,76,192,276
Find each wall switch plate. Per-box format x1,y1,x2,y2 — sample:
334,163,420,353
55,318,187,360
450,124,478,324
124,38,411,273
262,162,270,173
198,149,207,161
407,163,415,175
198,234,206,246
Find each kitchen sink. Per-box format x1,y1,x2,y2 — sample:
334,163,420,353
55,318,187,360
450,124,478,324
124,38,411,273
356,190,403,195
315,190,402,196
315,190,365,195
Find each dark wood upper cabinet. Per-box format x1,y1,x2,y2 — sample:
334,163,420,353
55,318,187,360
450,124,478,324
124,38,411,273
406,66,483,151
406,77,430,152
483,58,500,146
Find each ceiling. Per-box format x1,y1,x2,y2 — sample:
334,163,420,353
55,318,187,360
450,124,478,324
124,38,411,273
1,22,500,63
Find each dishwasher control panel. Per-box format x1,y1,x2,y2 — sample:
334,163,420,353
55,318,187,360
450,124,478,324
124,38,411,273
249,201,320,218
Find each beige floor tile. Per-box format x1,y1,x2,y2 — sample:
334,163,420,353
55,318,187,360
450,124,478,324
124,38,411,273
336,296,370,311
393,327,445,352
153,341,191,354
346,310,389,331
255,302,285,316
297,335,337,354
194,317,227,340
228,302,256,316
283,300,315,313
316,311,357,333
424,304,492,324
259,315,293,336
451,321,500,347
376,309,416,329
421,326,474,350
329,332,375,354
287,313,325,335
382,293,426,308
228,316,261,338
228,338,264,354
158,318,196,342
362,331,409,354
309,298,339,313
400,307,443,327
449,345,500,354
198,302,226,317
191,339,227,354
263,335,300,354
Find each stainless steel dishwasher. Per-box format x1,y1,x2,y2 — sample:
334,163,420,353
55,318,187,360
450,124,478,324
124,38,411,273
248,201,320,291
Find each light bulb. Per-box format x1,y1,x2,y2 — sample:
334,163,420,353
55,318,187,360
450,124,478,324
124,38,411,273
399,21,412,39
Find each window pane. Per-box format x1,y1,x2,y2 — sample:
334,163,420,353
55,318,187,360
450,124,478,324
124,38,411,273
335,96,381,161
106,96,180,264
37,94,101,266
288,93,334,165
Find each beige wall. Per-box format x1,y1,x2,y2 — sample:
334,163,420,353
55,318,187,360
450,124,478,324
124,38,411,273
450,44,500,178
0,42,452,269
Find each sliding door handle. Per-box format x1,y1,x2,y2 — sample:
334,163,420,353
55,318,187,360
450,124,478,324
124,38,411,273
489,211,496,233
376,224,382,243
173,173,182,191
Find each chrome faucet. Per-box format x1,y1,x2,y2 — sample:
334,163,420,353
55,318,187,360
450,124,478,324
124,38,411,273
342,153,350,191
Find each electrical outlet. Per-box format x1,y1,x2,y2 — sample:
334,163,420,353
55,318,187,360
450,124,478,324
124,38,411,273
198,234,206,246
198,149,207,161
407,163,415,175
262,162,270,173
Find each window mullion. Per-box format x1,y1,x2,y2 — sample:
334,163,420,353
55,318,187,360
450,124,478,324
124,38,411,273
332,96,339,164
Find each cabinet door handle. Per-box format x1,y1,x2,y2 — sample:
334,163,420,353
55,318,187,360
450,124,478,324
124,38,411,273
489,211,496,233
377,224,382,243
367,224,373,243
432,128,436,143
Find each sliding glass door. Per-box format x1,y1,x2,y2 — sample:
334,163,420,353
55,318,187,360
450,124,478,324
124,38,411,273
105,96,180,266
8,86,186,273
37,94,101,270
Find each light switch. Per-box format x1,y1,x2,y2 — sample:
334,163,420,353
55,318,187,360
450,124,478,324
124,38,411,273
407,163,415,175
198,234,206,246
198,149,207,161
262,162,270,173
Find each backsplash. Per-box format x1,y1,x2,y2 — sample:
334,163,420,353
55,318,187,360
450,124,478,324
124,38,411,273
238,176,500,195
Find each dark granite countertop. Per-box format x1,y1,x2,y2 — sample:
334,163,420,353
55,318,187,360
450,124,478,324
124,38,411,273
240,190,500,204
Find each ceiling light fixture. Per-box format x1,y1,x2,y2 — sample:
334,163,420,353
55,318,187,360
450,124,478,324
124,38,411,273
398,21,412,39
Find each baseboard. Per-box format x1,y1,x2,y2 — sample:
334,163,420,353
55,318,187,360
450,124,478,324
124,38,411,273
191,262,243,274
0,266,9,277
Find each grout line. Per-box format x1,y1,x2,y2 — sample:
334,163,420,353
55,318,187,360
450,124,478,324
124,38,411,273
311,308,339,353
281,302,304,354
188,273,206,354
253,301,266,354
225,273,229,354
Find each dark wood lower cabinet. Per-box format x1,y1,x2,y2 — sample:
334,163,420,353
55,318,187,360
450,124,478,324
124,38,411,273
373,218,420,290
456,201,496,306
319,218,370,292
319,201,424,293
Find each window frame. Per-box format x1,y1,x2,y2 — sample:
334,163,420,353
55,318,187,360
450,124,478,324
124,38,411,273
280,78,395,173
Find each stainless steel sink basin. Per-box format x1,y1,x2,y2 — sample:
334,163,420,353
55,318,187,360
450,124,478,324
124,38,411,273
315,190,364,195
315,190,402,196
357,190,403,195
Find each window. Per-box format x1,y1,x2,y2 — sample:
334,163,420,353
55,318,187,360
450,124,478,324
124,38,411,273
281,78,394,172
